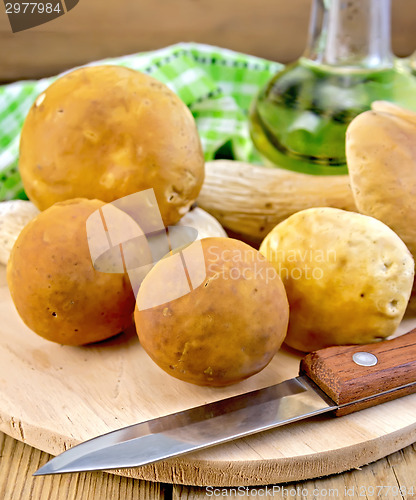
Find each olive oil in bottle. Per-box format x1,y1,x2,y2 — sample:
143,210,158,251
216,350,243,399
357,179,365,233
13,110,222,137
249,0,416,175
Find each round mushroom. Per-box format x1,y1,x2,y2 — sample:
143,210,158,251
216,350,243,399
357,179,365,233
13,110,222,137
19,65,205,226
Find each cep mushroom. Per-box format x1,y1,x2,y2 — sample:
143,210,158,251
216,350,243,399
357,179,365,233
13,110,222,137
346,101,416,313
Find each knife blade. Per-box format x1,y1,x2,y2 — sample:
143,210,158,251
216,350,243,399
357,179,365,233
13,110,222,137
33,328,416,476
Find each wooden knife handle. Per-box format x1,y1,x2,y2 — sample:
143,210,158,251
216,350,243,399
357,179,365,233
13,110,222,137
299,328,416,416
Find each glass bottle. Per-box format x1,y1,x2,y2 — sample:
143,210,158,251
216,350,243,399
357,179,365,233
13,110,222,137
249,0,416,175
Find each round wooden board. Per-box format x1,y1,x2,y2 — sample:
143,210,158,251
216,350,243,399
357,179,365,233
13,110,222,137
1,266,415,487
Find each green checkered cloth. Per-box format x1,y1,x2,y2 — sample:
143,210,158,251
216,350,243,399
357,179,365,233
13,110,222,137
0,42,282,201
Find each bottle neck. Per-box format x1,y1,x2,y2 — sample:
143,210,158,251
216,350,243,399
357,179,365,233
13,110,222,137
303,0,393,70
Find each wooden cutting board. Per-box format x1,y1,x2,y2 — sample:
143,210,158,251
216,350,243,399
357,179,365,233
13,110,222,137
1,265,416,487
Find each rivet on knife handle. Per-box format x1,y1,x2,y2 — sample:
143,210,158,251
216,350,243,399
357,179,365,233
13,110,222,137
299,328,416,416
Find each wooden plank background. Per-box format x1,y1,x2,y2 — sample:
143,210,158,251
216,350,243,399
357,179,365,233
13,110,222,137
1,431,416,500
0,0,415,82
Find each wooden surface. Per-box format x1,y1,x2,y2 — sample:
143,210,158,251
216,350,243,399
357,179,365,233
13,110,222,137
1,432,416,499
0,0,415,82
1,265,416,487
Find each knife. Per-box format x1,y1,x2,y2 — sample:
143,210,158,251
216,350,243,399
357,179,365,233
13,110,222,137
34,328,416,476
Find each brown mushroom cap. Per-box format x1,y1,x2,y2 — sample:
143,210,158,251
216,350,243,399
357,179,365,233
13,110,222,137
19,65,205,226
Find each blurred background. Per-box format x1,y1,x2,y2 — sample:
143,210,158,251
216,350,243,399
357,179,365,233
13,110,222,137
1,0,415,82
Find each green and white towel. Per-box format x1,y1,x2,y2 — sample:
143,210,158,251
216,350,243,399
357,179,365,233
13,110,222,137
0,42,282,201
